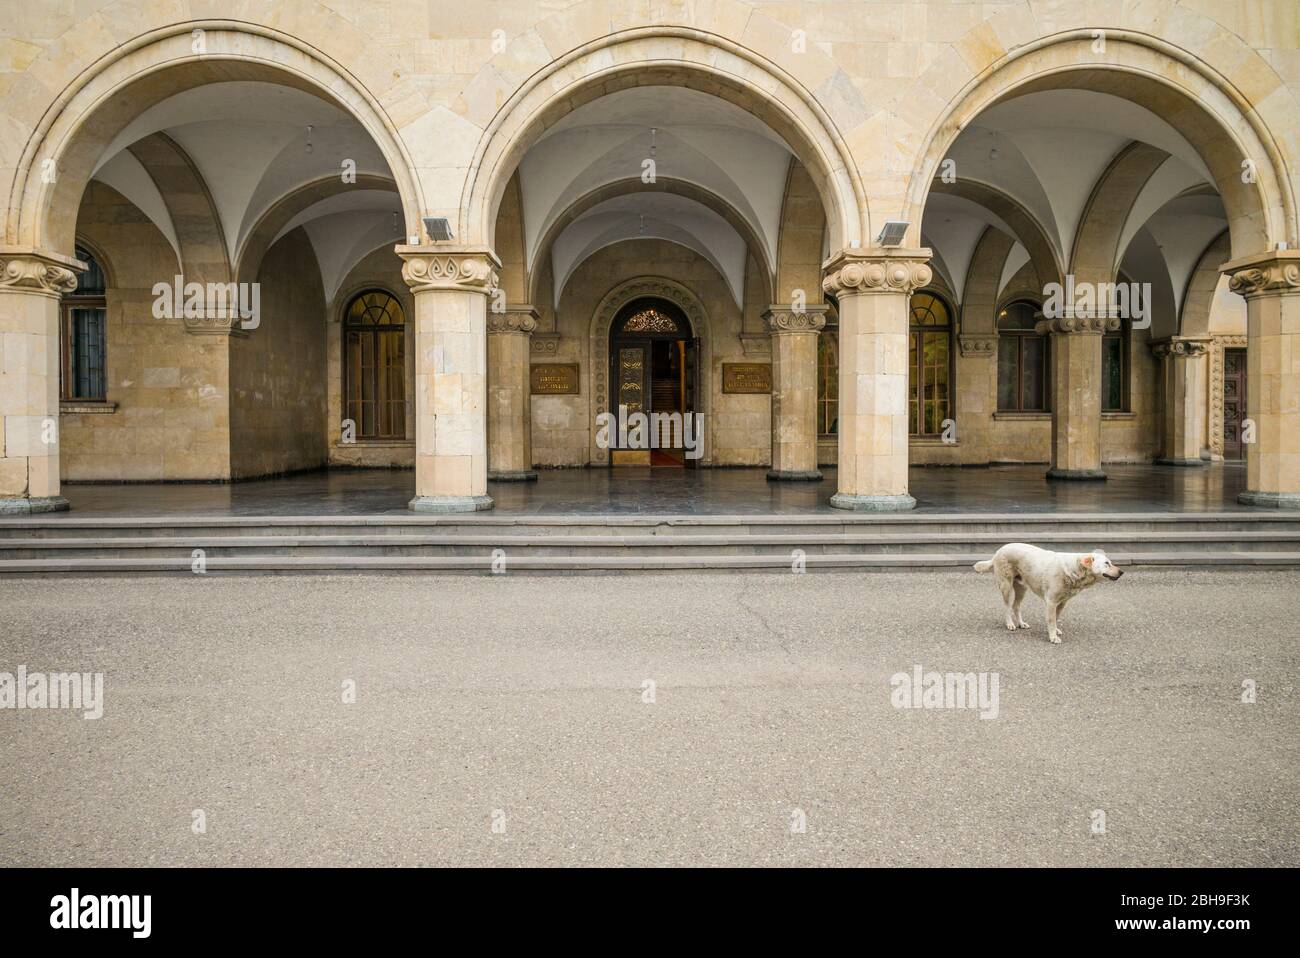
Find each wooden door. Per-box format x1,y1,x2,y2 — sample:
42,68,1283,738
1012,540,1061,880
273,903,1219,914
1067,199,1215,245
1222,348,1247,461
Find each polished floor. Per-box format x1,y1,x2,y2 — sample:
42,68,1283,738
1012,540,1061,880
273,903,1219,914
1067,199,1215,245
27,462,1256,518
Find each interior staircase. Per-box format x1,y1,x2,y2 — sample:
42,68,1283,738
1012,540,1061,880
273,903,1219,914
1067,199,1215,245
0,511,1297,574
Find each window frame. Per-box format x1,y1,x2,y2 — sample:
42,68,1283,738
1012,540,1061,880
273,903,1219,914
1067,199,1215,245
996,299,1051,413
816,324,838,439
908,290,955,437
342,289,408,442
1101,320,1130,413
59,245,108,403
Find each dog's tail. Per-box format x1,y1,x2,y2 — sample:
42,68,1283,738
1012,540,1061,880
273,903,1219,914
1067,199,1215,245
972,559,994,573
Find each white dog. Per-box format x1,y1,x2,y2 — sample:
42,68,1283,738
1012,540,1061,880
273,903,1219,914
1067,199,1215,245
973,544,1123,644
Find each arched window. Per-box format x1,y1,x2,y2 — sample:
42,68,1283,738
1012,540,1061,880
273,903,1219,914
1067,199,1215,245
817,328,838,437
343,290,406,440
908,292,952,436
60,245,108,401
997,300,1048,411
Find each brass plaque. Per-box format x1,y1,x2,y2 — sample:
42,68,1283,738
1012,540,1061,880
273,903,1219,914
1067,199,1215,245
530,363,580,395
722,363,772,394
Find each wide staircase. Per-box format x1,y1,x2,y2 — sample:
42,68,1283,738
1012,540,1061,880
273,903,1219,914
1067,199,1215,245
0,511,1298,574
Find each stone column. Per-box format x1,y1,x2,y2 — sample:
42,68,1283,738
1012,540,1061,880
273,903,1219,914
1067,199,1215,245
1152,337,1209,466
822,249,931,511
487,305,538,481
765,304,827,480
398,245,500,513
0,249,79,514
1035,313,1118,480
1224,251,1300,508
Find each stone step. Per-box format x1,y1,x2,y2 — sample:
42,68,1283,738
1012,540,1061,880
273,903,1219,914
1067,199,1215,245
0,551,1296,575
2,529,1298,559
1,511,1297,539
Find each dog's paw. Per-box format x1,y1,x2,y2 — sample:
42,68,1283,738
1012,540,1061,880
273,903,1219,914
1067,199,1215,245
1015,620,1030,630
1005,621,1019,632
1047,632,1062,644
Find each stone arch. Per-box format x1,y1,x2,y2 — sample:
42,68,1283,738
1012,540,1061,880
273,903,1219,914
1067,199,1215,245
903,30,1294,258
997,261,1046,313
67,232,120,293
959,226,1016,337
126,132,230,287
587,276,714,466
1070,142,1170,284
528,177,776,309
9,23,423,258
929,180,1064,288
461,28,868,256
1180,230,1233,339
774,159,827,306
234,174,400,288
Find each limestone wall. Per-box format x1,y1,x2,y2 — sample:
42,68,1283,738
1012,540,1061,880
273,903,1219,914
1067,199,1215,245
61,182,231,481
229,230,327,479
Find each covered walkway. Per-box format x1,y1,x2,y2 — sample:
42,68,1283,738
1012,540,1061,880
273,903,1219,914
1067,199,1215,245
25,463,1254,519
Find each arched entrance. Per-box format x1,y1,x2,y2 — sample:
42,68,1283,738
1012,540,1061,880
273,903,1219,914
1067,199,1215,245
607,298,698,467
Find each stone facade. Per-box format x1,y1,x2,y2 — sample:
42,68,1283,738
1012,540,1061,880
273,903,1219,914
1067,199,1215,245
0,1,1296,511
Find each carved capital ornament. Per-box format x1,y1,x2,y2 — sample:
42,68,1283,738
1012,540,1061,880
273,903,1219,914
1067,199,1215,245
822,249,933,298
1222,250,1300,298
1034,314,1122,335
0,250,80,297
396,245,501,293
487,306,539,335
1151,337,1210,359
764,304,828,334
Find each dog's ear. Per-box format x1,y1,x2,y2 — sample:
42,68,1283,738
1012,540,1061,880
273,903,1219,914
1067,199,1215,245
1080,555,1094,568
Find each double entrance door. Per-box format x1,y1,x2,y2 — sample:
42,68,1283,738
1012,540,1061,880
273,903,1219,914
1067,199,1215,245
608,299,699,467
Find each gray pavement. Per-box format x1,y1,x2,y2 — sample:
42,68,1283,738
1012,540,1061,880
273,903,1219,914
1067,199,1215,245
0,569,1296,867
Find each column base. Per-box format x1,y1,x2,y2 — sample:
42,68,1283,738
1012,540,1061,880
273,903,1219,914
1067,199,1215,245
1155,457,1208,467
1237,490,1300,510
829,492,916,512
766,469,823,481
0,495,70,515
1046,468,1107,481
408,495,494,514
488,470,538,482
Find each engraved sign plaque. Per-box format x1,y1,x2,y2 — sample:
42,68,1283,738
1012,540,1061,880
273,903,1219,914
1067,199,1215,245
530,363,580,395
722,363,772,394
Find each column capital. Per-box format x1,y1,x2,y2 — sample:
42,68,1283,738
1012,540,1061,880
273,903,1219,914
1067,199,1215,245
0,246,83,297
764,303,828,333
1222,249,1300,298
1150,336,1210,358
957,333,998,357
821,248,932,298
396,244,501,293
487,304,538,335
1034,314,1120,335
